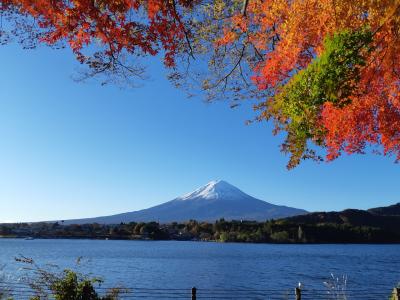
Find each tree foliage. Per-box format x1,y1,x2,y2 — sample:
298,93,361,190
261,29,375,167
1,0,400,168
212,0,400,167
0,0,197,85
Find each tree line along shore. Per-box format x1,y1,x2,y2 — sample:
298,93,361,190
2,208,400,243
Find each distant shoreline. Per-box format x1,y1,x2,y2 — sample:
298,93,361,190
1,235,400,245
2,237,400,246
2,214,400,244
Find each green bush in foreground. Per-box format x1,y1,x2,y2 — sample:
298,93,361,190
28,269,117,300
12,257,125,300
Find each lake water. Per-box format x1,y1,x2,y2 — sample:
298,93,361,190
0,239,399,299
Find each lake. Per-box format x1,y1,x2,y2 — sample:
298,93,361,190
0,239,399,299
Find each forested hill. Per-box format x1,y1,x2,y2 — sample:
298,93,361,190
368,203,400,216
284,208,400,235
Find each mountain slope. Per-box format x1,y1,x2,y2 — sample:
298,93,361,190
368,202,400,216
282,208,400,235
62,180,307,224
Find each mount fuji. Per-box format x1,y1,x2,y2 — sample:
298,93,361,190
62,180,307,224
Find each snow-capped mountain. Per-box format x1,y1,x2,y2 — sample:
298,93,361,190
62,180,307,224
177,180,251,201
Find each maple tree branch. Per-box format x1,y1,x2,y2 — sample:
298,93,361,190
207,42,247,91
250,42,264,61
237,54,250,87
171,0,195,60
374,2,400,35
241,0,250,16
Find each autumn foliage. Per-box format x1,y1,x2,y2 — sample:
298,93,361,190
1,0,400,168
1,0,196,70
214,0,400,168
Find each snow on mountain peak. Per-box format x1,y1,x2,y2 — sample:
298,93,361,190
176,180,249,201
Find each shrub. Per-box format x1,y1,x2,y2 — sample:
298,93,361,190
13,257,125,300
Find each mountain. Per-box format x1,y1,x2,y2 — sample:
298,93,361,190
368,202,400,216
285,208,400,227
62,180,307,224
282,207,400,235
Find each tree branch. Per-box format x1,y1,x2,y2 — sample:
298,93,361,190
241,0,250,16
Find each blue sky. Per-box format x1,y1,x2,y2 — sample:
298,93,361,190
0,43,399,222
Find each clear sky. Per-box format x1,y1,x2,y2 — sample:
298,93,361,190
0,43,399,223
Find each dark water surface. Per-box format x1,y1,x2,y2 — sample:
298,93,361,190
0,239,399,299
